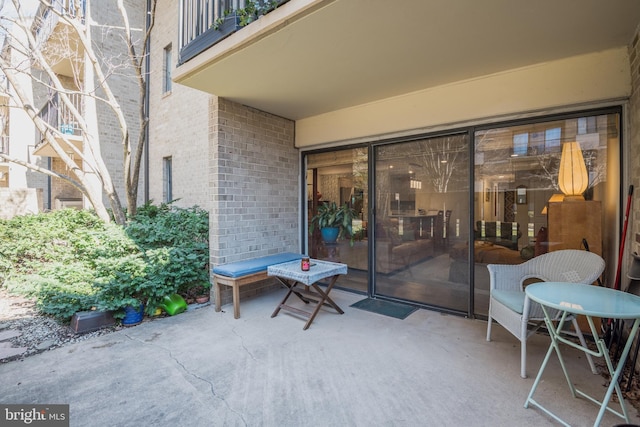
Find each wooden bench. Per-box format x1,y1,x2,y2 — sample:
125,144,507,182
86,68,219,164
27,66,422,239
212,252,303,319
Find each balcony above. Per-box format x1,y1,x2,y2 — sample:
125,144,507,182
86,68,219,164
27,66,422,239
34,0,86,78
32,132,82,159
0,135,8,173
33,93,83,158
175,0,640,122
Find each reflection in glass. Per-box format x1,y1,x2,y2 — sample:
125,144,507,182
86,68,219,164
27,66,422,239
306,148,369,293
473,112,618,317
374,134,470,312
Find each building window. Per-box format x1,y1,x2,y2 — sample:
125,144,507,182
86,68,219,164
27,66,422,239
544,127,561,152
163,156,172,202
512,133,528,157
163,44,172,94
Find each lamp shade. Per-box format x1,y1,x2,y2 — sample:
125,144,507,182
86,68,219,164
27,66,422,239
558,141,588,200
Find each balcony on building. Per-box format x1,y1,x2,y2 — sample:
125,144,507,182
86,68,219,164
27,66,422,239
34,0,86,78
33,93,83,158
178,0,291,64
0,89,8,179
0,135,9,182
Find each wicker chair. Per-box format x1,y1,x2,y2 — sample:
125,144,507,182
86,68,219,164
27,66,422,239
485,249,605,378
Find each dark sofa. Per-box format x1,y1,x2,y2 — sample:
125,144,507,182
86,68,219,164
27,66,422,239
473,221,521,251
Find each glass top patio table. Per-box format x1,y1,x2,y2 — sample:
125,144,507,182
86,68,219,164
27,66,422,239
526,281,640,319
524,282,640,426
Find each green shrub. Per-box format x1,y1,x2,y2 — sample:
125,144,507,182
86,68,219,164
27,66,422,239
5,271,97,321
93,252,150,318
0,204,210,322
126,202,210,295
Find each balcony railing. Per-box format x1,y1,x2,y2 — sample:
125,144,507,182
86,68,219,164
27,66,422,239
179,0,288,65
35,92,83,150
0,135,8,156
35,0,86,47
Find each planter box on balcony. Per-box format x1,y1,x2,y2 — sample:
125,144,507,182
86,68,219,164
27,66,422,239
180,14,241,64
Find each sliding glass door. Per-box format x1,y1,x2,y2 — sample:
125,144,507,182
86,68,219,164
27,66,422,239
373,134,470,312
306,148,369,293
303,107,620,318
473,111,619,317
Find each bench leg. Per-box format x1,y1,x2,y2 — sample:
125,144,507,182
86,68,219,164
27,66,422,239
214,279,222,313
233,284,241,319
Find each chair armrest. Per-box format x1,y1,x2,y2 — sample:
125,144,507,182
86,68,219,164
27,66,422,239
487,263,528,292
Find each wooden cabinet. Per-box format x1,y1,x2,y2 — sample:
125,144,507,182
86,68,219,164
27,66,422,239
547,200,602,255
547,200,602,332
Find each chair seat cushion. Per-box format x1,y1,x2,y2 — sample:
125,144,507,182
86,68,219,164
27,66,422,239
492,289,525,314
212,252,303,278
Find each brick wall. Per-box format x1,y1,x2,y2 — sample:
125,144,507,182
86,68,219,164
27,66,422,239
91,0,145,208
211,98,298,264
211,98,298,306
148,0,212,210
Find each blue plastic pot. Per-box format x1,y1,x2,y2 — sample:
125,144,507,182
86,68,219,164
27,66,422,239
122,303,144,326
321,227,340,243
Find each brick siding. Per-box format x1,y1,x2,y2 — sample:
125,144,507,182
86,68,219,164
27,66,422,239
210,98,298,306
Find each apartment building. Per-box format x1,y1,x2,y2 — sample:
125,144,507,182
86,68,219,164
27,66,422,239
0,0,145,217
3,1,640,319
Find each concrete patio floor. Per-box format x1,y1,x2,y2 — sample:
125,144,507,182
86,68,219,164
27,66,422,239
1,288,639,426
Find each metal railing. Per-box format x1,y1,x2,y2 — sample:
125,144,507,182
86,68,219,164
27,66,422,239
179,0,288,63
0,135,8,156
35,92,83,150
180,0,246,49
35,0,86,46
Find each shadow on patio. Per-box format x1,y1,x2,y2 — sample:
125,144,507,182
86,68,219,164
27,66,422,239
1,288,638,426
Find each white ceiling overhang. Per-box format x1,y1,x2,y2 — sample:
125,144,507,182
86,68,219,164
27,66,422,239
173,0,640,121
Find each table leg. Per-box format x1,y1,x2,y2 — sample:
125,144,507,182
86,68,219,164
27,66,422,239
526,307,640,427
525,310,576,418
593,318,640,426
303,275,343,330
274,277,311,304
271,280,299,318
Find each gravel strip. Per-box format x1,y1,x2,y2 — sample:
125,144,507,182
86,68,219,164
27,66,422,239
0,289,120,363
0,289,209,364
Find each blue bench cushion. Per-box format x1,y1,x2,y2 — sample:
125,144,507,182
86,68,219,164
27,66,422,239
212,252,303,278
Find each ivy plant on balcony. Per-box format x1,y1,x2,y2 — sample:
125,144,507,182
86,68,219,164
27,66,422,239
212,0,280,30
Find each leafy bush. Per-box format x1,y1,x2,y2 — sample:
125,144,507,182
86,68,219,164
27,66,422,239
126,202,210,296
0,204,210,321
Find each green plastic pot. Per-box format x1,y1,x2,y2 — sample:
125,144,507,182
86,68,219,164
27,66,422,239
159,293,188,316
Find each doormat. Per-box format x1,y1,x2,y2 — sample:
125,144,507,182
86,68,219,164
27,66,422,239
350,298,417,320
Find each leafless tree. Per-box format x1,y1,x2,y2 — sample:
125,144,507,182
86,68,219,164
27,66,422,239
0,0,155,223
416,136,464,193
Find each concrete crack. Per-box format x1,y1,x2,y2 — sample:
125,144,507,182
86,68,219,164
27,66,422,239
124,333,248,426
230,327,257,362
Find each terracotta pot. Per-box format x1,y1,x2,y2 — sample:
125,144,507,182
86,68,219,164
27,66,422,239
195,295,210,304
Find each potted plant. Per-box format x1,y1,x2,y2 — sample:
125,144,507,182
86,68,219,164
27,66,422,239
310,201,356,245
94,251,179,324
179,281,211,304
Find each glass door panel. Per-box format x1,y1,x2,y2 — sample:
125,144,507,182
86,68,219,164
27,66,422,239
374,134,470,312
306,148,369,293
473,112,618,317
